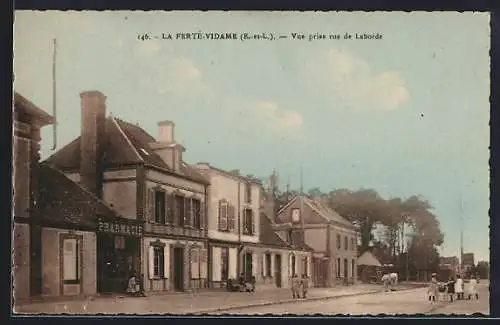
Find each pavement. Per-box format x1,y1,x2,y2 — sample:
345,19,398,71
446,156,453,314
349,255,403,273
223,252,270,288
14,282,425,315
218,281,490,316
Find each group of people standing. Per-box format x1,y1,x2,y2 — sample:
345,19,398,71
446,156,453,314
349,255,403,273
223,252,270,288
291,274,310,299
427,273,479,303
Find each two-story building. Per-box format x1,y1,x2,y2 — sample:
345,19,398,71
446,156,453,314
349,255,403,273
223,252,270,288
13,92,132,300
191,164,261,288
45,91,210,294
192,164,313,289
271,195,358,287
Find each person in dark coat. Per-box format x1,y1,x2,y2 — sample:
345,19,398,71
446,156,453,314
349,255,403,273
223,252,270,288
446,277,456,302
300,274,310,299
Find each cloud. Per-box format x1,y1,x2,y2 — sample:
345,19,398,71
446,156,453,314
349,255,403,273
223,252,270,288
306,48,410,110
253,101,303,130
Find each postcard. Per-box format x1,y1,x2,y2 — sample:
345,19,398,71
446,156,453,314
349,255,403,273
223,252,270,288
12,11,490,316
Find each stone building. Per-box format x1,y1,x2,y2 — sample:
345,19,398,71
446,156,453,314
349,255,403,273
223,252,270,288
192,164,313,289
272,195,358,287
45,91,210,294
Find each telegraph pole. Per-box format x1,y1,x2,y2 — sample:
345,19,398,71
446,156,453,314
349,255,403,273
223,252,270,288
51,38,58,150
459,191,464,276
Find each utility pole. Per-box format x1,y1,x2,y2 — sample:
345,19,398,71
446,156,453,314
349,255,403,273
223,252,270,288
299,166,304,195
51,38,58,150
459,191,464,276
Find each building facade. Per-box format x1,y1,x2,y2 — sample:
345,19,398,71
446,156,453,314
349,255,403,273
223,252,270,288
46,91,210,294
191,163,261,288
272,195,358,287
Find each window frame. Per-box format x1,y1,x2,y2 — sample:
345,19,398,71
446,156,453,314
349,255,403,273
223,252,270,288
336,234,341,249
265,253,272,278
192,198,202,229
154,190,167,224
243,208,254,235
152,245,166,278
218,200,229,231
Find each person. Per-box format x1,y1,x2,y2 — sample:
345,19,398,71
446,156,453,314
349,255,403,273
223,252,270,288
455,274,464,300
427,273,439,303
300,274,309,299
238,273,246,292
245,275,256,293
381,273,390,292
467,276,479,300
446,277,456,302
291,274,300,299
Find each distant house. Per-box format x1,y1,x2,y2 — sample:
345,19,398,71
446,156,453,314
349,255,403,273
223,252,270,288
46,91,210,294
271,195,358,287
357,251,382,283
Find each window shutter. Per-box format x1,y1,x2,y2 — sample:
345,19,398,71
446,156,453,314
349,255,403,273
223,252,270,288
199,248,208,278
148,189,155,222
306,256,311,277
288,254,293,277
270,253,275,276
252,253,258,276
148,246,155,279
218,201,228,230
212,247,221,281
251,210,256,235
262,254,267,277
190,247,200,279
200,201,205,229
166,193,174,224
228,205,235,231
163,244,170,279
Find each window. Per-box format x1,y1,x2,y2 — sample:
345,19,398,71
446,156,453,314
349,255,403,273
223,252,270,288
62,237,80,284
218,200,229,231
344,236,348,250
192,199,202,229
351,237,355,251
221,247,229,281
245,182,252,204
243,208,254,235
155,191,166,224
303,257,308,277
336,258,341,278
265,253,272,277
153,246,165,278
227,205,236,231
290,254,296,276
336,234,341,249
175,195,185,227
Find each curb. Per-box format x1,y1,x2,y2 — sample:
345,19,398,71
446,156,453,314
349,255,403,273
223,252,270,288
192,285,427,314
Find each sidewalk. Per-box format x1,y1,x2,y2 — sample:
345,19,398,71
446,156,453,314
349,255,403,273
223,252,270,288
14,283,425,315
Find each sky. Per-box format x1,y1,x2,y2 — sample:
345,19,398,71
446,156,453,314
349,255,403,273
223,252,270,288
13,11,490,262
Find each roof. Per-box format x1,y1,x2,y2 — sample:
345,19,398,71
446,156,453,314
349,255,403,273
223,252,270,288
260,212,313,251
357,251,382,267
193,162,262,185
279,195,354,228
45,116,208,185
37,163,125,229
14,92,54,126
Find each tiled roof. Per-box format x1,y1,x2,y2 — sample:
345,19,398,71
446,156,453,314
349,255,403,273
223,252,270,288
302,196,354,228
37,163,123,228
260,212,313,251
14,92,54,126
45,116,209,185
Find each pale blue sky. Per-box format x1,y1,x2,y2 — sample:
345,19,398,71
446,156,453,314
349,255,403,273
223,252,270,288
14,11,490,261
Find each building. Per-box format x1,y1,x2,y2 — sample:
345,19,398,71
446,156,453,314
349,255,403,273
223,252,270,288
45,91,210,294
13,92,134,299
271,195,358,287
438,256,460,280
192,164,313,289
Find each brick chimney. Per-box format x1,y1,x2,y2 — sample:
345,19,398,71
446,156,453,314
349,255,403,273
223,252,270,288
80,90,106,198
149,120,184,172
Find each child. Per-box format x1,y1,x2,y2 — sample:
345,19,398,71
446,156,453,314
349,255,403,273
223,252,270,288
467,276,479,300
427,274,439,303
446,277,456,302
291,274,300,299
300,274,309,299
455,274,464,300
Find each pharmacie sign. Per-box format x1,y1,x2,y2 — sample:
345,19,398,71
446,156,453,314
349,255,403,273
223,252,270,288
96,217,143,237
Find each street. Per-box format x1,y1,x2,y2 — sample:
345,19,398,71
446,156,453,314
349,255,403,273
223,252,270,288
214,282,489,316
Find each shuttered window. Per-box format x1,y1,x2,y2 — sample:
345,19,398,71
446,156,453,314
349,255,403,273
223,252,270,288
227,205,236,231
218,200,229,231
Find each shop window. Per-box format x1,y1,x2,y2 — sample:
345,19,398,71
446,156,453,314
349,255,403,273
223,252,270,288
62,237,81,284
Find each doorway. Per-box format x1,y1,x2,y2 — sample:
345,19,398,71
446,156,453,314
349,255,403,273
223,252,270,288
344,258,349,279
274,254,282,287
244,252,253,281
173,247,184,291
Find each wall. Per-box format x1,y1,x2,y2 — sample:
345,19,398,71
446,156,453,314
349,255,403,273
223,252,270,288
147,170,205,195
12,223,30,300
142,237,207,292
13,134,31,218
304,227,328,252
101,169,137,219
40,228,96,297
328,226,358,281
